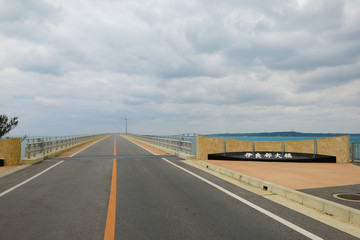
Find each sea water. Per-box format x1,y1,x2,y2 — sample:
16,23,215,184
205,135,360,143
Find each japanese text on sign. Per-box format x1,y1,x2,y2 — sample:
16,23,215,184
244,153,293,159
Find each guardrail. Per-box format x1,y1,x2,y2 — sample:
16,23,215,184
25,134,104,159
351,142,360,161
127,134,195,155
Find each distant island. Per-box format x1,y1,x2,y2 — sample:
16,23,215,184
206,131,360,138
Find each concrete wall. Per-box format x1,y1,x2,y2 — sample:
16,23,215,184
226,139,252,152
196,136,223,160
0,138,21,166
317,136,350,164
284,139,315,154
254,141,282,152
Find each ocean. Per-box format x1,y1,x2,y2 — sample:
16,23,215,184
206,136,360,143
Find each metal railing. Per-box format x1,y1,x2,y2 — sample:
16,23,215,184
351,142,360,162
25,134,105,159
127,134,195,155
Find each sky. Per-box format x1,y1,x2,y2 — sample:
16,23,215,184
1,0,360,136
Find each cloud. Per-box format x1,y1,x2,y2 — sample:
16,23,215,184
294,62,360,92
1,0,360,135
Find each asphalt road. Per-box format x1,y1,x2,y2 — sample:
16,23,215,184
0,135,357,239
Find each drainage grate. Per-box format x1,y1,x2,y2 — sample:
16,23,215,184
333,193,360,202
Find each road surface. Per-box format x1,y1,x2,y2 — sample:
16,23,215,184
0,135,356,239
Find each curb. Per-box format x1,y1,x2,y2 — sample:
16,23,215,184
192,160,360,226
0,165,29,178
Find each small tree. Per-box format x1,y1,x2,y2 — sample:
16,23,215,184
0,114,19,138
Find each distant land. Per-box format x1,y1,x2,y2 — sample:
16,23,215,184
206,131,360,138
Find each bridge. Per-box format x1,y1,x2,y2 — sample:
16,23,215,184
0,134,359,239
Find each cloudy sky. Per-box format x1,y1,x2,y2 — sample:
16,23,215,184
1,0,360,136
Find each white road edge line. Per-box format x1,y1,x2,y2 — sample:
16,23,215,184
70,137,107,157
161,157,323,240
121,136,158,155
0,160,64,198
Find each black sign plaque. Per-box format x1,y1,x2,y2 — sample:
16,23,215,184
208,152,336,163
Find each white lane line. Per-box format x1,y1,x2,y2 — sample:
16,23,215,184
0,160,64,198
161,157,323,240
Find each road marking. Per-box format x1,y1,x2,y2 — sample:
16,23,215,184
161,157,323,240
119,136,322,239
0,160,64,198
70,136,108,157
104,136,117,240
121,136,158,155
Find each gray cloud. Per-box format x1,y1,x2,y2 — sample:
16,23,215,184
1,0,360,135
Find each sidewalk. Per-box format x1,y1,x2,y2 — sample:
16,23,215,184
198,160,360,210
201,160,360,189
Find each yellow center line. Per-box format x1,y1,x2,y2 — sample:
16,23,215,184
104,136,117,240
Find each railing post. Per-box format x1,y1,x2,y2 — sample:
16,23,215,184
39,138,44,155
33,142,37,158
26,139,30,159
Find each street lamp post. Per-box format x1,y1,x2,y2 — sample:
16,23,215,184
121,118,127,134
125,118,127,134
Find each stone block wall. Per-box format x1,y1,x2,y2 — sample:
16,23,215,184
254,141,282,152
284,139,315,154
196,136,223,160
226,139,252,152
317,136,350,164
0,138,21,166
